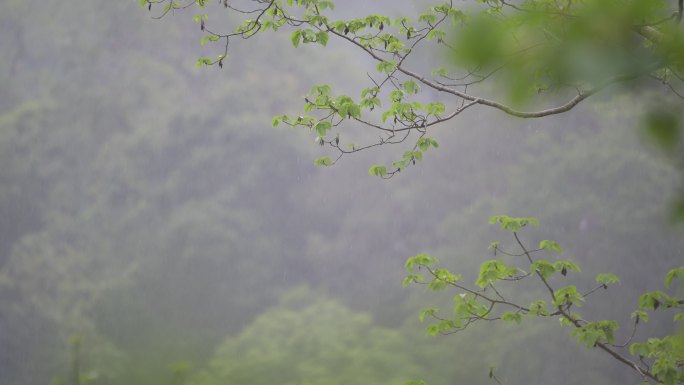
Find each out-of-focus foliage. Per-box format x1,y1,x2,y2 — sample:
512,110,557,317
189,287,423,385
452,0,684,101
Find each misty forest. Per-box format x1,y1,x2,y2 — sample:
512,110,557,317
1,0,683,385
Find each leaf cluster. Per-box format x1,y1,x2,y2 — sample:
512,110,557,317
404,215,684,384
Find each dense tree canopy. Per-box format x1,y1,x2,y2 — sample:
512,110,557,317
188,288,424,385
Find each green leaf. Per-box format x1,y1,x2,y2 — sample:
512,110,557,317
314,120,332,136
360,97,381,110
405,253,438,272
553,261,581,276
291,30,302,47
631,310,649,323
369,164,387,177
419,307,439,322
403,80,420,94
314,157,333,167
316,31,329,46
531,260,555,280
416,137,439,152
595,273,620,285
572,320,618,348
426,323,440,336
638,291,669,311
431,68,448,76
539,240,562,253
528,300,549,316
489,215,539,232
573,328,601,348
402,274,423,287
402,276,412,287
559,312,582,327
433,268,459,284
418,13,437,24
318,0,335,10
426,29,446,41
193,14,208,22
476,259,517,288
453,294,488,318
195,57,213,68
665,266,684,287
376,60,397,74
629,341,651,357
448,8,465,23
501,312,523,324
425,102,445,115
200,34,220,46
553,285,583,307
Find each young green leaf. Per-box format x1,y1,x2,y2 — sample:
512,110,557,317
403,80,420,94
531,260,555,280
405,253,438,272
376,60,397,74
638,291,669,311
501,312,523,324
290,30,302,47
369,164,387,177
316,31,329,46
489,215,539,232
539,240,562,253
553,261,580,276
314,120,332,136
631,310,649,323
528,300,549,316
425,102,445,116
431,67,448,76
665,266,684,287
595,273,620,285
314,157,333,167
553,285,583,307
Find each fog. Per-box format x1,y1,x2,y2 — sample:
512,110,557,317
0,1,682,385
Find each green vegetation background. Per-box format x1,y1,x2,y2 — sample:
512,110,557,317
0,1,681,385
